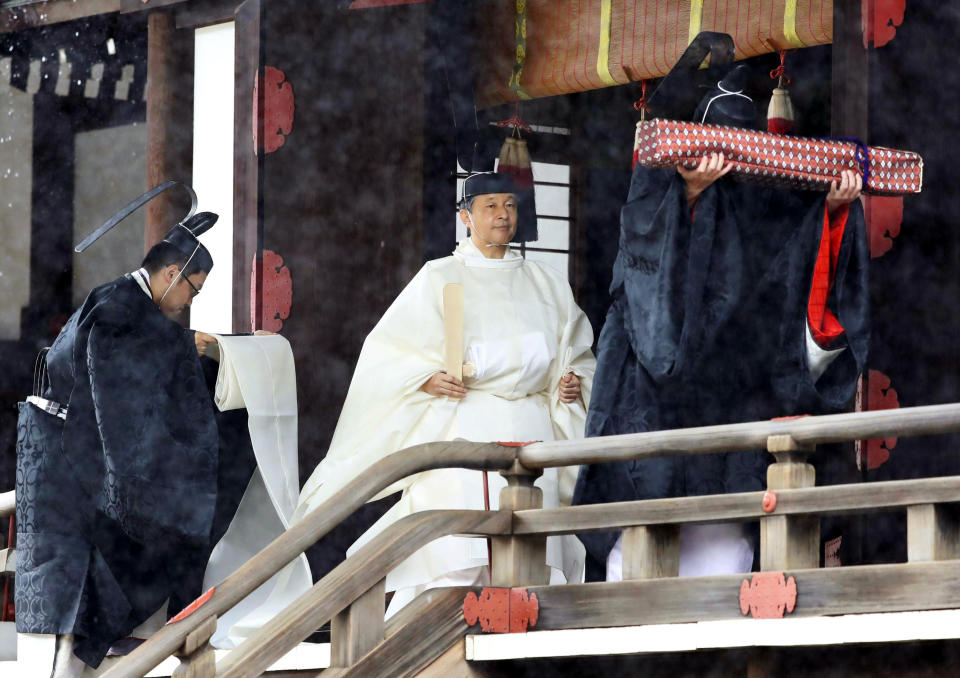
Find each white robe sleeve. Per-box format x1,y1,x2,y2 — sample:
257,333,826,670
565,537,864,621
545,273,597,506
204,334,312,648
295,265,458,521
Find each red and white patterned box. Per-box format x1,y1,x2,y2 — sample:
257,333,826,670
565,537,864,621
633,119,923,195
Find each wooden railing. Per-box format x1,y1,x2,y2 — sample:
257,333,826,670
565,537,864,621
44,402,960,676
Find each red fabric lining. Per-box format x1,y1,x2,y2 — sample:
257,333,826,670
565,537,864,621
807,203,849,347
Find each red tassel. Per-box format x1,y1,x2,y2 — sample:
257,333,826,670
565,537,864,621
497,137,534,190
767,87,795,134
767,51,795,134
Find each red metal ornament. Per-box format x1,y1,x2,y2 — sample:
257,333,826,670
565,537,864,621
825,535,843,568
739,573,797,619
761,490,778,513
251,249,293,332
167,587,215,624
463,587,539,633
862,0,906,49
863,194,903,258
253,66,295,154
864,370,899,470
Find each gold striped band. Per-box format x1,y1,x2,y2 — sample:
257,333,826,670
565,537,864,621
596,0,619,86
688,0,704,44
783,0,808,48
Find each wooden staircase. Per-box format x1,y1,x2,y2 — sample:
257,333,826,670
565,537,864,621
4,405,960,676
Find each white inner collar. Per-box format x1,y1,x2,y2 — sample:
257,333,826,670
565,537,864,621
453,238,524,269
130,268,152,298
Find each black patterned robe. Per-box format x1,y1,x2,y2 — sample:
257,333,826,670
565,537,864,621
15,274,254,666
573,166,870,580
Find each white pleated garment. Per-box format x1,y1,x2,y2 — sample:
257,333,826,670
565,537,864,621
202,334,312,649
295,240,596,607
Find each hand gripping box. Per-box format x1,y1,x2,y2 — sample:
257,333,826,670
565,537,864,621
633,119,923,195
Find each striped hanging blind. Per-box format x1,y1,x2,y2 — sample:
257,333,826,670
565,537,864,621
475,0,833,107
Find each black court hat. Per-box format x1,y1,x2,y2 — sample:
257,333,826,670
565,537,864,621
458,171,537,243
693,64,757,129
459,171,519,206
162,212,218,273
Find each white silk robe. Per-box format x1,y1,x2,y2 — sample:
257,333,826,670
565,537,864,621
295,239,596,599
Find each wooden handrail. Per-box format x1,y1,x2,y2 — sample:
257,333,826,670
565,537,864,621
513,475,960,534
216,510,511,678
0,490,14,518
99,442,516,678
518,402,960,468
218,474,960,678
93,402,960,676
483,560,960,631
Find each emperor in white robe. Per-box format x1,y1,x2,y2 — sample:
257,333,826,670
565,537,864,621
295,238,596,611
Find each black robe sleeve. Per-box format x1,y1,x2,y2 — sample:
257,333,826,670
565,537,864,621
573,165,870,578
62,280,219,545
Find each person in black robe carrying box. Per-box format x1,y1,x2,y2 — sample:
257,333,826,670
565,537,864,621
573,65,870,582
14,183,255,676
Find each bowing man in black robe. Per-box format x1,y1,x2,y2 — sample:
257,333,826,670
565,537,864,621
15,194,255,674
573,67,870,581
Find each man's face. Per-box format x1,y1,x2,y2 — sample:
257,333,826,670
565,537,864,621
460,192,518,246
158,266,207,319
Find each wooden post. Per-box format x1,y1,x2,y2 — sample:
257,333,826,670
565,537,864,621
760,435,819,570
233,0,263,333
145,10,194,250
907,504,960,562
172,615,217,678
491,461,550,587
621,525,679,580
330,577,386,667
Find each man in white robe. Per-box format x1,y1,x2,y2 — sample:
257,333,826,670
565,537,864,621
296,172,596,615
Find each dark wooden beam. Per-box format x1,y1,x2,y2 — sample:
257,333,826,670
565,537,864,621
0,0,122,34
120,0,188,12
232,0,261,332
21,91,146,342
831,0,868,139
22,93,76,341
831,0,870,569
514,476,960,536
529,560,960,630
174,0,241,29
0,0,241,35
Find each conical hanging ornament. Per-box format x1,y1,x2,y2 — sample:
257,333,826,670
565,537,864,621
497,137,533,191
768,86,795,134
767,51,795,134
492,104,537,242
633,80,650,168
